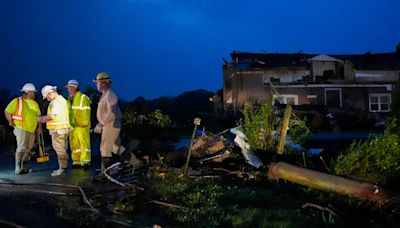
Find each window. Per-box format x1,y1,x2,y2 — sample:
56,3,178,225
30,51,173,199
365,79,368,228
369,94,391,112
307,95,317,105
273,94,298,105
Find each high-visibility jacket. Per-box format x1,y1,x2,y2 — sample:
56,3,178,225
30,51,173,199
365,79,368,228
68,91,91,165
5,97,41,133
46,95,70,130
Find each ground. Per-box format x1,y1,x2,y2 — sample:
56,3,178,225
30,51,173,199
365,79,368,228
0,148,106,227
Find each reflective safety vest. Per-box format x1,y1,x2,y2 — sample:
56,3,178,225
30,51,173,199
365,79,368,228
69,91,91,128
47,95,70,130
12,97,23,122
5,96,41,133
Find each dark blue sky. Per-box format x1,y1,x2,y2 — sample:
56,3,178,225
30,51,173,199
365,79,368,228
1,0,399,100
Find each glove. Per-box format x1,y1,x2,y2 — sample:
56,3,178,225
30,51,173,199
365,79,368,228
94,124,103,134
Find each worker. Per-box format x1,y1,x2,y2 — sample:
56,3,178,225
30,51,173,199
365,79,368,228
93,72,126,171
66,79,92,168
4,83,42,175
37,85,70,176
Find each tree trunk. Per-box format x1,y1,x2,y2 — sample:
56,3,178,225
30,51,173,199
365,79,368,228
268,162,396,204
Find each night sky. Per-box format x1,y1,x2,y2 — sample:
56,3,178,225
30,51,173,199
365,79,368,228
1,0,399,100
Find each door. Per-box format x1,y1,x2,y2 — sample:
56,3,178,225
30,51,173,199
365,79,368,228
325,88,342,108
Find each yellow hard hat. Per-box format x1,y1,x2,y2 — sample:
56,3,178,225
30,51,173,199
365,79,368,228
93,72,112,82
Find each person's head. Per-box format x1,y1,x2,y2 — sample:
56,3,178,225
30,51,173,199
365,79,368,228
41,85,58,101
20,83,37,99
93,72,112,92
65,79,79,97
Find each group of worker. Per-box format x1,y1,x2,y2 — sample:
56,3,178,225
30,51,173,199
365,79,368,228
4,72,126,176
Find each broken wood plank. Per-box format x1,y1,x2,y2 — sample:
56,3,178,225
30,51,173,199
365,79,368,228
276,105,292,154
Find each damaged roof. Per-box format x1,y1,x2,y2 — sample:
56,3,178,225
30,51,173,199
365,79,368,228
230,51,400,70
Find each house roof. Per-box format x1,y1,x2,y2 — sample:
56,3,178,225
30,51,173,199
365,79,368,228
230,52,314,69
332,52,400,70
229,51,400,70
308,54,343,63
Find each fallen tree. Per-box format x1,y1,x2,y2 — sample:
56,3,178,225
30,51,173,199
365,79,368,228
268,162,398,205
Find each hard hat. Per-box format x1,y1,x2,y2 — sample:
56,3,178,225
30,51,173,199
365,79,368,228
93,72,112,82
20,83,37,92
65,79,79,89
41,85,57,99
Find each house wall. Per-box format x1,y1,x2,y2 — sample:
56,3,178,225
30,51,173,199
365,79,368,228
355,70,400,82
264,69,310,83
223,67,310,112
274,86,393,112
236,72,268,105
343,60,355,80
312,61,336,79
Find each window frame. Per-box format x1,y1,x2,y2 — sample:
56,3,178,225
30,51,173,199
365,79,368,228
369,93,391,112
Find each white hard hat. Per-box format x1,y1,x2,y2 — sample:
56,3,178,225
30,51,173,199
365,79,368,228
20,83,37,92
65,79,79,89
41,85,57,99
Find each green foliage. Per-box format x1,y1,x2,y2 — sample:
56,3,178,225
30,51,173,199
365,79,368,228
122,109,172,132
334,120,400,184
148,170,328,227
150,171,226,226
148,109,172,129
240,100,276,151
288,117,311,145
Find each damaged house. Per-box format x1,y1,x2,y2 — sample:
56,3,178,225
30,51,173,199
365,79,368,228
222,50,400,118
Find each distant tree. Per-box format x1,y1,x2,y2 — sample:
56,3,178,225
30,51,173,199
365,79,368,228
120,89,215,126
397,42,400,54
0,89,12,125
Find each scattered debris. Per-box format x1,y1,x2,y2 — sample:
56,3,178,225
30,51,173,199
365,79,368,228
230,127,262,168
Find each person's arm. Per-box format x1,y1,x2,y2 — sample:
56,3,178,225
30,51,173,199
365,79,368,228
101,93,118,125
37,101,58,123
4,111,15,127
37,113,56,123
4,99,17,127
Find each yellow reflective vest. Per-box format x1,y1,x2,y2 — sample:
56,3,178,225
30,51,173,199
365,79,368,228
69,91,91,128
69,91,91,165
5,97,41,133
46,95,70,130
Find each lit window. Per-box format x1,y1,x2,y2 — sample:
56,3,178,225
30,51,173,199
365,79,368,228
273,94,298,105
369,94,391,112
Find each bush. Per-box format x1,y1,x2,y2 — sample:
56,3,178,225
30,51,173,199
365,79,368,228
240,100,276,152
288,117,311,145
334,119,400,184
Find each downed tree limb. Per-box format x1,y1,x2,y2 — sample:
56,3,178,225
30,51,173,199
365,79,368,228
0,218,25,228
150,200,185,209
268,162,397,205
302,202,338,217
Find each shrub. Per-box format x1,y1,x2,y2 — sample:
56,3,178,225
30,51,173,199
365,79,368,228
334,119,400,184
240,100,276,152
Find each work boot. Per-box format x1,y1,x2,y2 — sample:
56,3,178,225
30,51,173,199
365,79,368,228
51,169,67,177
101,157,114,172
15,152,23,175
